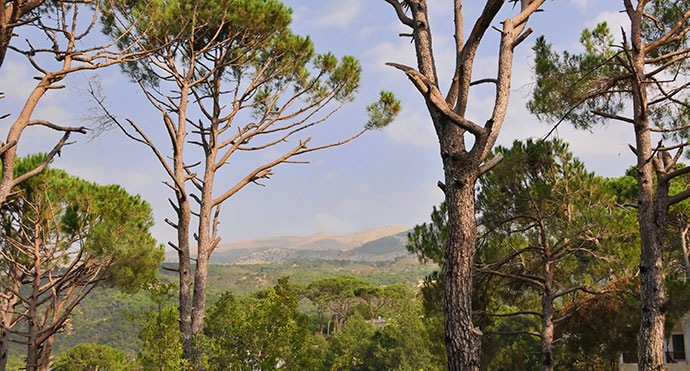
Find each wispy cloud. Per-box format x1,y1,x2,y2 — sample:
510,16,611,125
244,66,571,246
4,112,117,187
312,1,363,29
568,0,589,11
384,109,437,148
588,11,630,44
0,61,41,104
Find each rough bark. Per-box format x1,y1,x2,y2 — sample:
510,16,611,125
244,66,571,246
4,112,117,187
442,161,481,370
0,80,50,206
0,323,7,371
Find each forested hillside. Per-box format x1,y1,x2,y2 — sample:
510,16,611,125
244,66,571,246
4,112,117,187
26,258,436,360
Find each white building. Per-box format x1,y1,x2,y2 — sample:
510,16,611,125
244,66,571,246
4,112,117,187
620,314,690,370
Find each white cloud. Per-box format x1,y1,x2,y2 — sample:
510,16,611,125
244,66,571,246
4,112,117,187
0,61,39,104
312,1,363,29
322,171,337,181
384,109,437,148
364,40,417,85
358,26,377,39
568,0,589,11
588,11,630,44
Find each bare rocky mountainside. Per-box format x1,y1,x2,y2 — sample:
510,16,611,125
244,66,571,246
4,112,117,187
193,225,412,264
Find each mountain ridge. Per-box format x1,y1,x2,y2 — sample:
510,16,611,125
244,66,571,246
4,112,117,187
164,225,413,264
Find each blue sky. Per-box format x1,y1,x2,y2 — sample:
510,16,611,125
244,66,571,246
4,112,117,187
0,0,634,245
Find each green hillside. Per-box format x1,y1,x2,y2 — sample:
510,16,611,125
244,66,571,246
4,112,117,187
9,258,435,361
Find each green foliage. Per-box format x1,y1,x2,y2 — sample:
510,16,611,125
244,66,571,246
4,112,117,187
528,26,627,129
104,0,362,111
554,279,639,369
366,91,401,130
407,202,447,267
481,313,541,371
39,259,433,360
326,293,444,371
529,3,690,138
204,278,326,370
0,157,163,369
55,288,150,357
327,314,375,371
5,156,164,293
133,304,188,371
476,139,639,363
124,282,187,371
477,139,637,281
52,343,132,371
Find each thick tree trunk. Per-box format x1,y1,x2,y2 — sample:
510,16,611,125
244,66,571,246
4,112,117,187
541,303,554,371
26,320,39,371
443,163,480,371
0,292,19,371
0,294,18,371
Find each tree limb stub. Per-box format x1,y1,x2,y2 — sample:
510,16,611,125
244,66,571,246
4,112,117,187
386,62,486,137
479,153,503,176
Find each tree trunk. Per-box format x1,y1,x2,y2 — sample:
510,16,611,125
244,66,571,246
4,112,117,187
26,319,39,371
680,224,690,281
0,328,7,371
188,145,218,368
0,80,49,206
0,294,17,371
36,336,54,371
541,263,554,371
442,162,481,371
636,162,666,370
541,304,554,371
170,83,194,361
629,8,666,368
177,195,193,359
327,315,332,335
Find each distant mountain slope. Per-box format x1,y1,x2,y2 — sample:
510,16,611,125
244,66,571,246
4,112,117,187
231,229,412,264
347,231,409,257
172,225,412,264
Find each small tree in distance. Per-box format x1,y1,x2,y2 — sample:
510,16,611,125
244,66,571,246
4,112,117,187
99,0,399,365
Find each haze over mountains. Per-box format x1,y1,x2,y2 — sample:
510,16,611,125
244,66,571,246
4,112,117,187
166,225,413,264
